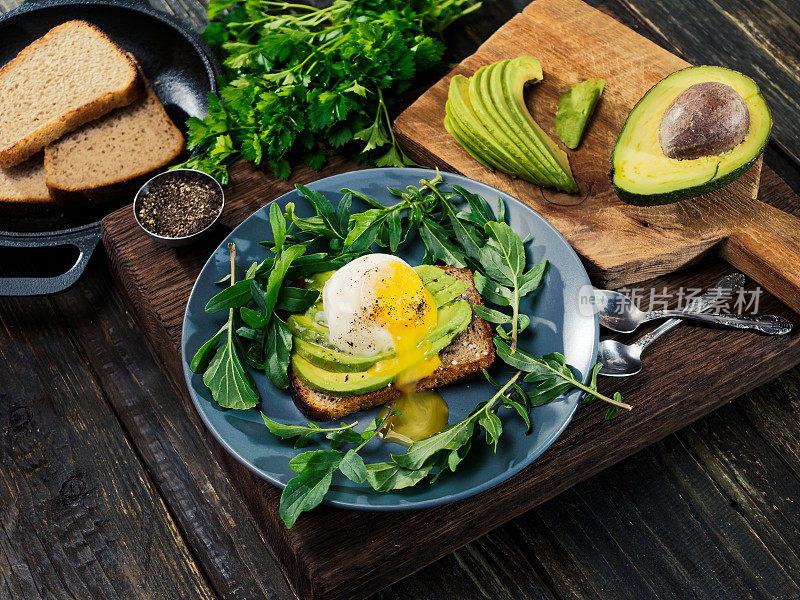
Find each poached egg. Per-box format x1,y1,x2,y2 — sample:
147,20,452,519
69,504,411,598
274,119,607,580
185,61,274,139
321,254,440,385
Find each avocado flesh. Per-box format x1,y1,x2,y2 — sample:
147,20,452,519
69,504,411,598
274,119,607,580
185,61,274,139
500,57,579,193
294,338,393,373
413,264,469,307
446,76,535,180
291,354,397,395
485,60,573,190
287,313,330,346
612,65,771,205
444,116,492,170
555,78,605,150
469,64,552,186
291,300,472,395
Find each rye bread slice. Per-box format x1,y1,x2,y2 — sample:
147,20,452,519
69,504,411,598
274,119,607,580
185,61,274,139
0,153,52,214
289,266,496,421
44,69,184,204
0,20,142,168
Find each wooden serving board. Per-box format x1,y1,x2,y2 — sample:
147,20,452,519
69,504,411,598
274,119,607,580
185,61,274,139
102,155,800,600
98,2,800,599
394,0,800,314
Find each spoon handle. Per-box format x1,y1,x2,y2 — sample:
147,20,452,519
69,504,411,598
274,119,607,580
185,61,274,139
646,310,793,334
633,273,745,352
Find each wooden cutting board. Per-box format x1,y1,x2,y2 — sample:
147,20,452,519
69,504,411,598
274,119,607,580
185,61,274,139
394,0,800,314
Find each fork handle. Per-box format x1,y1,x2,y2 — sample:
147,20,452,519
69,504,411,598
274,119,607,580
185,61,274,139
646,310,793,334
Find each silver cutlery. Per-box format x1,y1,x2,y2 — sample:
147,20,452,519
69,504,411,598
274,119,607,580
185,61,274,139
598,273,747,377
594,283,792,335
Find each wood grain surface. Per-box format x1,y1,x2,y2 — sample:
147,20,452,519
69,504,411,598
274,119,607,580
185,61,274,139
100,145,800,600
395,0,800,313
3,0,800,598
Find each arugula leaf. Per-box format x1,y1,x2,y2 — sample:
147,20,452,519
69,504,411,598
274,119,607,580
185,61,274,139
280,450,343,528
269,202,286,253
391,419,476,470
295,185,346,239
201,244,260,410
276,287,320,312
419,217,467,268
203,317,260,410
190,324,226,373
240,306,268,328
261,413,357,449
205,280,252,312
425,181,483,260
365,460,436,492
265,316,293,389
339,449,367,484
479,222,526,289
494,338,631,411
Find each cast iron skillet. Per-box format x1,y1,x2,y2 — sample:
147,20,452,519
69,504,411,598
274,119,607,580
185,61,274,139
0,0,220,295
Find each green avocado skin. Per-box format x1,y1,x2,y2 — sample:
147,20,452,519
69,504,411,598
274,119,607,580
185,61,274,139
610,65,771,206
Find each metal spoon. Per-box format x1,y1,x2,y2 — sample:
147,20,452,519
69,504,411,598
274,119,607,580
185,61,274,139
598,273,744,377
595,285,792,335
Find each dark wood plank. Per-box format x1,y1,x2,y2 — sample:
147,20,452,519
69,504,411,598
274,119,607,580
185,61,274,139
0,294,217,600
46,257,297,600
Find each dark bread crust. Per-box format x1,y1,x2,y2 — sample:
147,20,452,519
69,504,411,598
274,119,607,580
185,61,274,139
289,265,496,421
0,21,143,168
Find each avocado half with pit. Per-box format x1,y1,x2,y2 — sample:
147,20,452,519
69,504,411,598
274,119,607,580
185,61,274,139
611,65,771,206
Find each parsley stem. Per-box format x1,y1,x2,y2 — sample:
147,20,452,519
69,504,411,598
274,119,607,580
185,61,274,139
377,88,401,155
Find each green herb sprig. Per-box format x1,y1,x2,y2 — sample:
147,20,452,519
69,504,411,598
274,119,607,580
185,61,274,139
174,0,481,183
190,174,630,527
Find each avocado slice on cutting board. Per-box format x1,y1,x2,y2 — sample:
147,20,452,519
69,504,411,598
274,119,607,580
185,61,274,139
499,56,579,193
446,75,539,182
470,63,553,186
469,65,549,185
486,59,574,192
611,65,771,206
555,78,605,150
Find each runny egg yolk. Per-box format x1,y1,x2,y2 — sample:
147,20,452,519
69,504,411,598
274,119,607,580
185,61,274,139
366,261,441,387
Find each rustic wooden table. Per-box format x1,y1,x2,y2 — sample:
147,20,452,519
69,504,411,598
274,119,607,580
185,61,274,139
2,0,800,599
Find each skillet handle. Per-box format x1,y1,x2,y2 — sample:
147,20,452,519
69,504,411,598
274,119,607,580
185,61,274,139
0,224,101,296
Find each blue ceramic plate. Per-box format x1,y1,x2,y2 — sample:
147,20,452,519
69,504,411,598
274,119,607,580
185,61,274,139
182,168,597,510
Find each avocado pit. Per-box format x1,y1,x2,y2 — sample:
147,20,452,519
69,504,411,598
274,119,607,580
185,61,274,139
659,81,750,160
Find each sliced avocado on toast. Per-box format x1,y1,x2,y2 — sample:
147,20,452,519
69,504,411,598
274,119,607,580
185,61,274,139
611,65,771,206
287,265,496,420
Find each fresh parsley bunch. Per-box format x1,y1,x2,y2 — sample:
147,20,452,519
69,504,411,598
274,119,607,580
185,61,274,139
175,0,480,183
190,173,630,528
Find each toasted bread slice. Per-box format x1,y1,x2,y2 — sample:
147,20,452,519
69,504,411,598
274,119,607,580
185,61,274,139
289,266,496,421
0,21,142,168
44,67,184,204
0,153,53,214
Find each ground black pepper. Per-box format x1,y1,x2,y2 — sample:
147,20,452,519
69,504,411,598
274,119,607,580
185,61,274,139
137,173,222,238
